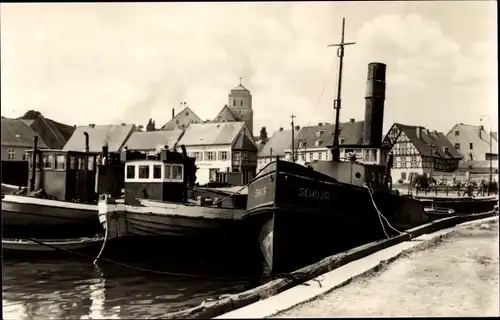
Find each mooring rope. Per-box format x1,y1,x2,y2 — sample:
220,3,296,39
364,184,407,238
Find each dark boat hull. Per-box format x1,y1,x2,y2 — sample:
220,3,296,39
244,160,426,274
1,195,101,239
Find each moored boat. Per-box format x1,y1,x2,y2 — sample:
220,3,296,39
98,146,249,246
1,134,124,239
2,236,104,252
244,51,429,274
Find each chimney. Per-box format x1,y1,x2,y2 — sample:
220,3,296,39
295,125,300,131
318,122,323,127
172,108,175,119
83,132,89,153
89,124,95,128
479,125,483,139
279,127,283,132
349,118,355,124
416,126,421,139
363,62,386,147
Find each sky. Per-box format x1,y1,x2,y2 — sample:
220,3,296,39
1,1,497,135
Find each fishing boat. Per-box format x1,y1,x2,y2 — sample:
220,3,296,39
421,199,455,220
2,236,104,253
1,134,124,239
98,146,249,246
415,195,497,215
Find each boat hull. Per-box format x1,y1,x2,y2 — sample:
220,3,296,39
1,195,100,238
245,160,426,274
417,196,498,214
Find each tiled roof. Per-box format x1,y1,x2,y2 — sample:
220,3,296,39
446,123,498,155
178,122,244,146
232,131,257,151
63,124,136,153
1,118,48,148
299,121,365,149
160,107,202,131
395,123,462,159
124,129,184,151
214,105,238,122
258,129,292,157
18,111,76,149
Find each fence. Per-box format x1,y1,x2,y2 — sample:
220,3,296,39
405,183,499,197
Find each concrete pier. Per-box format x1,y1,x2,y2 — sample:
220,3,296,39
218,216,499,318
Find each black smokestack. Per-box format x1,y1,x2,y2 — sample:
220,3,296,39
363,62,386,147
83,132,90,153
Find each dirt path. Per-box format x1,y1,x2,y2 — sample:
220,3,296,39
274,218,499,317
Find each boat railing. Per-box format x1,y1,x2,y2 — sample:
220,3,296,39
405,183,498,198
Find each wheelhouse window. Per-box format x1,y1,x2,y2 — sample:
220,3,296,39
153,164,162,179
138,165,150,179
43,154,54,169
126,165,135,179
77,157,85,170
172,164,183,180
55,155,66,170
87,156,95,171
164,164,171,179
69,156,76,170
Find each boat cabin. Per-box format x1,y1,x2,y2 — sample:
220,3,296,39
308,144,393,191
121,147,196,205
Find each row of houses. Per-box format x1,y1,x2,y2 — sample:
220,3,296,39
257,120,498,184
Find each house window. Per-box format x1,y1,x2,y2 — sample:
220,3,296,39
192,152,202,161
240,100,243,106
315,140,323,147
219,151,228,160
55,155,66,170
318,152,323,160
401,172,407,181
233,100,236,106
455,131,459,136
138,165,150,179
339,138,345,145
23,151,29,161
43,154,54,169
205,151,215,161
469,143,473,150
7,149,15,160
455,143,460,150
153,165,162,179
126,165,136,179
172,165,183,180
309,152,314,161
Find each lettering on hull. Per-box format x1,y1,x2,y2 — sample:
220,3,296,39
298,188,331,201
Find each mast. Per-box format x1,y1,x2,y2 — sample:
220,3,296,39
328,17,356,162
291,114,296,163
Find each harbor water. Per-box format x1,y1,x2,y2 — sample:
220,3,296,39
2,254,261,319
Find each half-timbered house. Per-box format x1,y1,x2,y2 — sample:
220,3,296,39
382,123,462,184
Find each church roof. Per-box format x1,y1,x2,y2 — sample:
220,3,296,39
231,84,249,92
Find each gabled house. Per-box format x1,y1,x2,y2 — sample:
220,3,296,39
446,123,498,162
177,121,257,185
18,110,76,149
284,119,365,165
257,127,292,171
160,107,202,131
63,123,136,153
382,123,462,183
1,118,48,161
124,129,185,154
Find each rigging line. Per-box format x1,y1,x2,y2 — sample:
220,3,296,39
313,57,338,115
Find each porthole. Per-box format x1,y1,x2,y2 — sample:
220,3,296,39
355,172,362,180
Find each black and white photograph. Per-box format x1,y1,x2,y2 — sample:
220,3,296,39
1,1,498,319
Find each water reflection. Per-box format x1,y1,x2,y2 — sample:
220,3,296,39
2,258,259,319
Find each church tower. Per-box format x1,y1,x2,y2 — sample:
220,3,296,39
228,78,254,135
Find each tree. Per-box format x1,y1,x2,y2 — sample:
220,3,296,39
259,126,268,144
146,118,156,131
